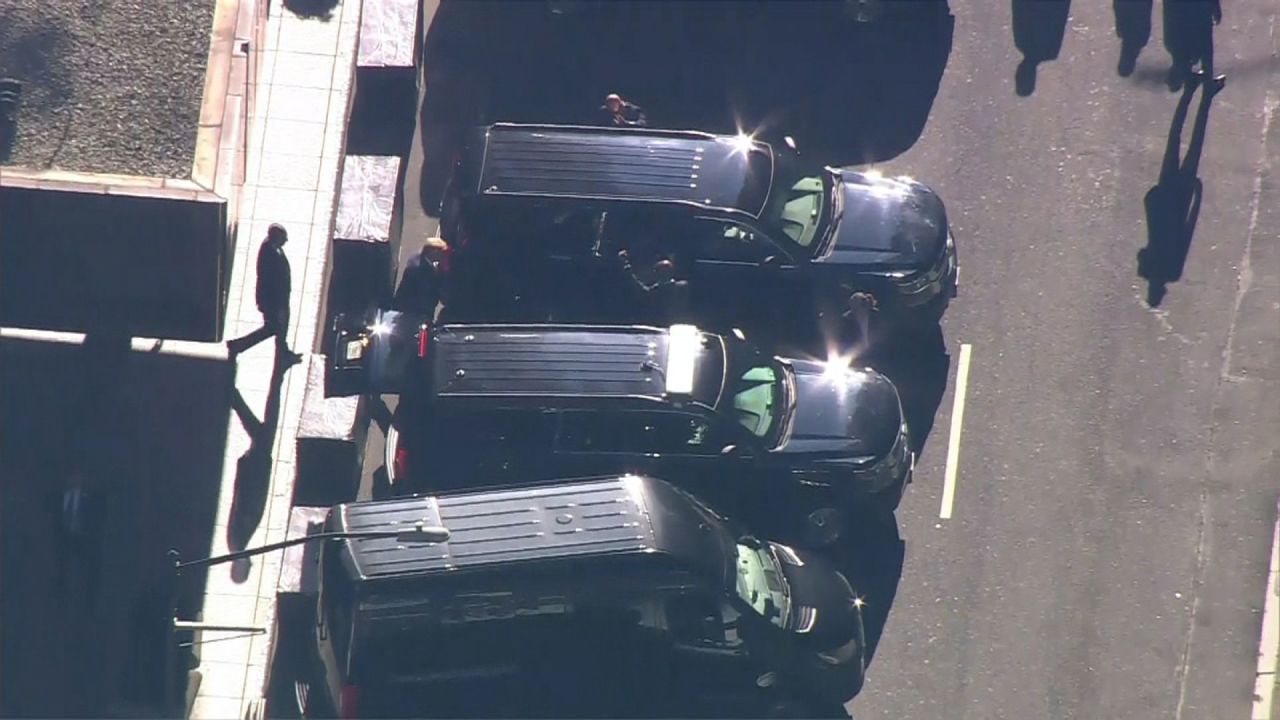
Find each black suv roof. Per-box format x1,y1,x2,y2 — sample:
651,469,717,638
429,323,725,408
466,123,777,220
330,475,731,585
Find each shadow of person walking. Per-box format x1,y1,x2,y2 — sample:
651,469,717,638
225,356,288,583
1162,0,1223,91
1138,73,1224,307
1113,0,1153,77
1011,0,1072,96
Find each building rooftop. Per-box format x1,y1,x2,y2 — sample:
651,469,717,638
0,0,215,177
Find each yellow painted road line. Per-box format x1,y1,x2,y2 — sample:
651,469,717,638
939,342,972,520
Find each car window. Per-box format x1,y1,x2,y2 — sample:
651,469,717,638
483,203,603,258
556,410,727,455
424,409,553,487
693,218,776,264
773,176,825,247
734,541,791,629
732,365,778,438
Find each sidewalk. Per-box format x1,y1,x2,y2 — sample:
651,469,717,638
189,1,363,717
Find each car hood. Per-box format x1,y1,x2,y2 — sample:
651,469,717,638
774,543,861,650
820,170,947,269
778,359,903,457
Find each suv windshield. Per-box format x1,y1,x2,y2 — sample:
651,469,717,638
734,540,791,629
727,362,787,445
765,175,826,248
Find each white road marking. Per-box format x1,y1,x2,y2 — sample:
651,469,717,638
939,343,973,520
1252,497,1280,720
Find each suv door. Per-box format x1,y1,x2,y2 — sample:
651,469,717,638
552,409,742,498
326,308,431,397
688,217,802,328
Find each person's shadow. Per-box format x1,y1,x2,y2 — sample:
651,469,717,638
225,355,288,582
1114,0,1153,77
1138,76,1220,307
1011,0,1072,96
1162,0,1223,91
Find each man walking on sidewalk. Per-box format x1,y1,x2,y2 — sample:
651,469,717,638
227,223,303,364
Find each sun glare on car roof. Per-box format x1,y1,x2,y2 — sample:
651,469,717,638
666,324,702,395
729,132,757,157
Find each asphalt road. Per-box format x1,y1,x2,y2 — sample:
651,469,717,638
352,1,1280,717
846,2,1280,719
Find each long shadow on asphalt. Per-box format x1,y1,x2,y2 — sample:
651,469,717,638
415,0,954,217
1011,0,1071,96
0,338,231,716
1113,0,1154,77
1137,77,1221,307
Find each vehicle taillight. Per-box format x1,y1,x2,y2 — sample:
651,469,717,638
437,242,454,274
394,445,410,482
340,683,360,718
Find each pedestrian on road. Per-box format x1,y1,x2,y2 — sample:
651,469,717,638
1163,0,1225,91
617,248,691,323
599,93,648,128
227,224,303,365
393,237,451,316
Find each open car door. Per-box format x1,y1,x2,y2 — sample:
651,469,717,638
326,309,431,397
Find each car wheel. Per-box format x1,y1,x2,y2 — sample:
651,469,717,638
871,469,909,513
801,506,846,547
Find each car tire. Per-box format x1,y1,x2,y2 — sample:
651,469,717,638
801,506,847,548
872,468,909,513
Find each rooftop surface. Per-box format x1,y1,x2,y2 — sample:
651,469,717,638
0,0,215,177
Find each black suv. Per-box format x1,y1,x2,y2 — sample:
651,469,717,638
300,475,866,718
439,123,958,327
327,310,913,544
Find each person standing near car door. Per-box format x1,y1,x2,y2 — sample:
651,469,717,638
393,237,451,317
617,248,692,324
227,224,304,365
598,93,648,128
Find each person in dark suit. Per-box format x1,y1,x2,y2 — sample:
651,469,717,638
598,93,648,128
393,237,451,316
617,248,691,323
227,224,303,364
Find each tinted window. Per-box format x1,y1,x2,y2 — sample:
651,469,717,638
556,410,728,455
420,409,555,490
692,219,777,263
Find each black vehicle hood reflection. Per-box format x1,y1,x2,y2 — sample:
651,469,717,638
778,359,902,457
774,543,861,651
820,170,947,268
